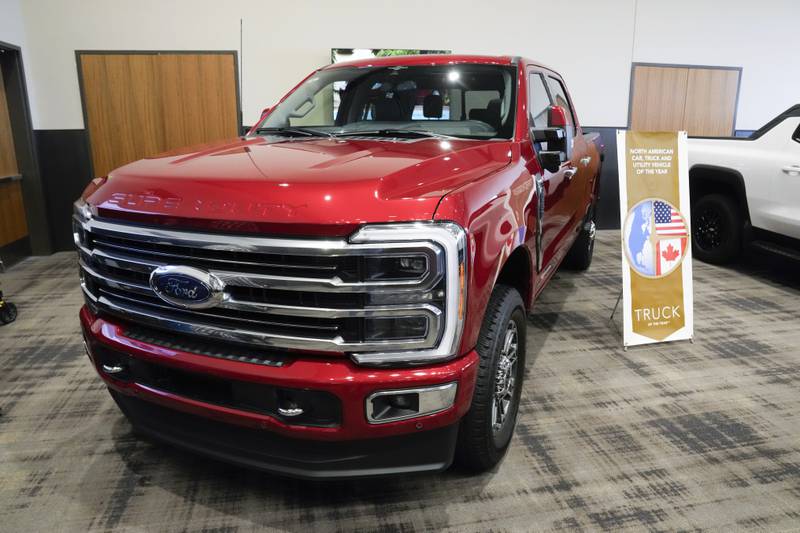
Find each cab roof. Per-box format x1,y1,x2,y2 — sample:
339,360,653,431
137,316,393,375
323,54,557,75
324,54,518,70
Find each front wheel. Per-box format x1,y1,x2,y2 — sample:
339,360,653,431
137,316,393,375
456,285,526,472
692,194,741,264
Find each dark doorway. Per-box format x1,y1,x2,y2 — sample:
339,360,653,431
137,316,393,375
0,40,50,265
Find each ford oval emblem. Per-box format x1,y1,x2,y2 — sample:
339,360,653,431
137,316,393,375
149,266,225,310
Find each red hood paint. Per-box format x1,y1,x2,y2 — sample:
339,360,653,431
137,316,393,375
85,136,511,236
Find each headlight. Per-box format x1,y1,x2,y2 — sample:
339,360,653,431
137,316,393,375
348,222,467,365
73,198,92,221
364,254,429,281
73,199,91,247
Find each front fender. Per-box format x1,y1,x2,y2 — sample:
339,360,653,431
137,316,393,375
434,157,536,355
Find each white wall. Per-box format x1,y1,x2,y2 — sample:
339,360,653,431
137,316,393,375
0,0,26,47
10,0,800,131
634,0,800,130
0,0,38,121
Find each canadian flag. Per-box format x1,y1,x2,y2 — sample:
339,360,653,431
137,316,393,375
656,237,686,276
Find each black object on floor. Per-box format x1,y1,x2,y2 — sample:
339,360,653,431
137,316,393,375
0,257,18,324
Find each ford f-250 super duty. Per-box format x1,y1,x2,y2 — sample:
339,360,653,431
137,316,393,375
75,55,602,479
689,105,800,264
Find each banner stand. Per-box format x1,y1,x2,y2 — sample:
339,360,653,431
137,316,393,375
607,289,624,345
609,290,622,321
616,131,694,348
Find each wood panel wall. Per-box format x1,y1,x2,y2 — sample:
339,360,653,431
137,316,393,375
0,65,29,247
683,68,740,136
0,180,28,247
629,64,740,136
630,66,689,133
0,66,19,178
79,52,239,178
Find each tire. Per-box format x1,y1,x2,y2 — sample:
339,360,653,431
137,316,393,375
563,210,596,271
456,284,526,472
692,193,741,264
0,302,17,324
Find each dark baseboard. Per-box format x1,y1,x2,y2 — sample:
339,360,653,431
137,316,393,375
0,236,32,269
582,126,622,230
34,129,93,252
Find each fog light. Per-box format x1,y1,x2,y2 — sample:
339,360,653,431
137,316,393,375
277,402,304,417
99,360,130,381
366,382,457,424
276,390,305,418
93,346,130,380
101,364,126,374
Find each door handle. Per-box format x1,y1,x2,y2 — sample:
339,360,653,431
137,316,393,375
782,165,800,176
564,168,577,180
580,156,592,167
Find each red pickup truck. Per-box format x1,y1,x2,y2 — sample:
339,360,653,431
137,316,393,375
75,54,602,478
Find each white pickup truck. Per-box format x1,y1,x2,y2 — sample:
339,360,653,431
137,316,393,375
688,105,800,263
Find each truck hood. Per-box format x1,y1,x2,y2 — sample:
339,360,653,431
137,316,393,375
86,136,512,236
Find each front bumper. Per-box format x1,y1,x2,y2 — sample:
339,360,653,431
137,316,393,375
80,306,479,478
111,390,460,479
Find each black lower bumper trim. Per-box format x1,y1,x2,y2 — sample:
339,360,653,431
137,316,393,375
110,390,459,480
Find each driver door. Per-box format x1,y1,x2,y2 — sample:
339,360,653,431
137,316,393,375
761,117,800,239
526,70,577,275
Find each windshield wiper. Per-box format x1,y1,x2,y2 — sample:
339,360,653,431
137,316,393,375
332,129,455,140
255,127,331,138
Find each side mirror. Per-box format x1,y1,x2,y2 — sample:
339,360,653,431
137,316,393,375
548,105,568,128
531,105,572,172
531,105,569,143
548,105,574,160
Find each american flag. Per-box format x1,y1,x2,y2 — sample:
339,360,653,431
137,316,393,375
654,200,687,236
653,200,687,276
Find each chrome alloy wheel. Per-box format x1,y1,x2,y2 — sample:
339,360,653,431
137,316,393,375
586,219,597,251
492,320,519,434
587,220,596,242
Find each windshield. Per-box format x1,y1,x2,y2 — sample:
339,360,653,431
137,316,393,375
256,64,517,140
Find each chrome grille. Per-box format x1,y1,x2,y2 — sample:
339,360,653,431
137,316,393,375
74,204,467,365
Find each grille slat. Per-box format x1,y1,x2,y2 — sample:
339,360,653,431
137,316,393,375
97,287,345,333
92,235,344,276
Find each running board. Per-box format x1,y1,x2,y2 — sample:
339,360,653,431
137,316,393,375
749,240,800,262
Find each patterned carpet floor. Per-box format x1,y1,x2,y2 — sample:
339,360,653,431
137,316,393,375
1,230,799,532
